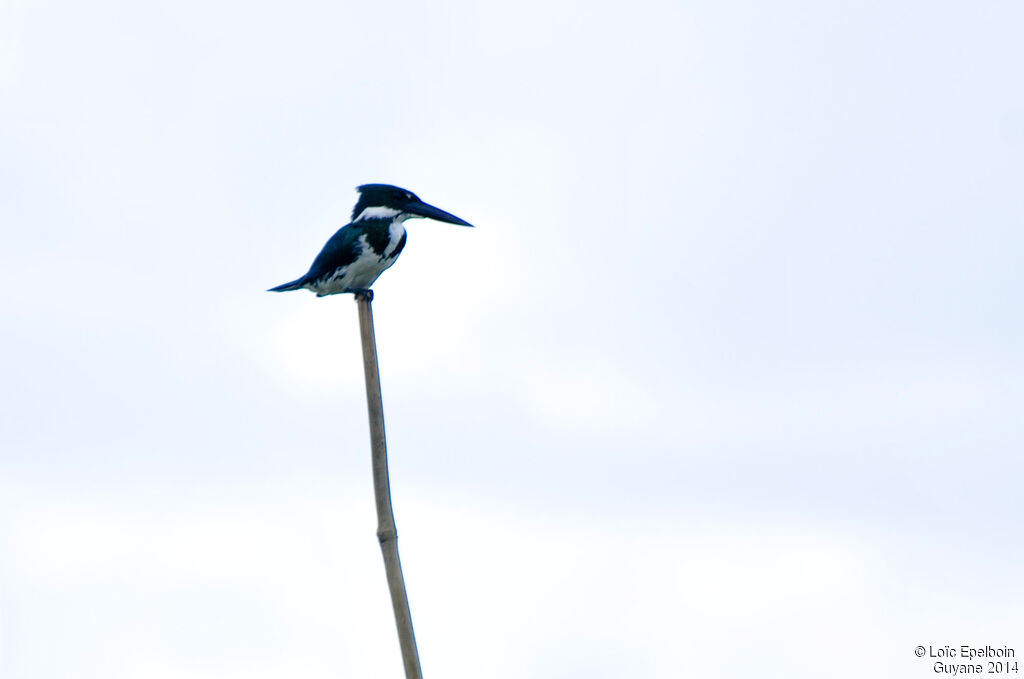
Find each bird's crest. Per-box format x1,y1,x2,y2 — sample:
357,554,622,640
352,184,419,221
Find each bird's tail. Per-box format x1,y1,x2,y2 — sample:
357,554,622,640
267,276,309,293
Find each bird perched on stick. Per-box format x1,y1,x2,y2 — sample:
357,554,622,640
268,184,473,300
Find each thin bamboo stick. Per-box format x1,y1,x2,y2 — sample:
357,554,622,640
355,295,423,679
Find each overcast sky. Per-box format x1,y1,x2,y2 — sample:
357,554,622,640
2,1,1022,677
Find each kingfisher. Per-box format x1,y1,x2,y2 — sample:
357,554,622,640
268,184,473,300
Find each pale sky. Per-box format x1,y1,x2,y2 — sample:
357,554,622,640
2,1,1022,677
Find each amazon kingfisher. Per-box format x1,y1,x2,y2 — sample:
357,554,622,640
268,184,473,300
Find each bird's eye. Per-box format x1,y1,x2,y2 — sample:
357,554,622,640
405,192,414,201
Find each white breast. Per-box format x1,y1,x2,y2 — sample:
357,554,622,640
315,219,408,295
381,219,407,259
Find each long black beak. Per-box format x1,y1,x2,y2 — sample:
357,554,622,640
406,200,473,227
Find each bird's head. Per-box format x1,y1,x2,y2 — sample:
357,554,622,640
352,184,473,227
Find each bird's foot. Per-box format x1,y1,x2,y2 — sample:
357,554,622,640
351,288,374,302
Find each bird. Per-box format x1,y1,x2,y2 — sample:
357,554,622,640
268,184,473,300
